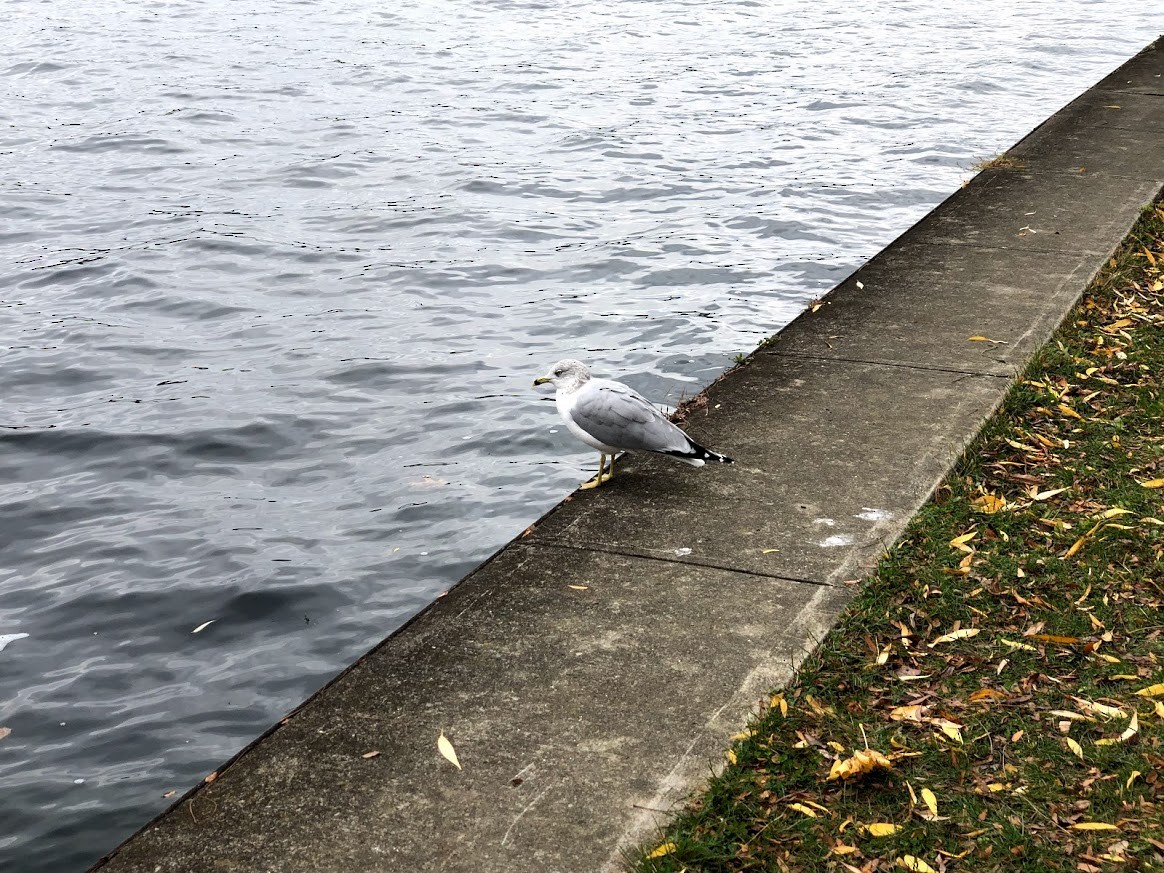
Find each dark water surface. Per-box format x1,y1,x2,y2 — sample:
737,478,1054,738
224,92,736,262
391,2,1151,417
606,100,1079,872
0,1,1150,868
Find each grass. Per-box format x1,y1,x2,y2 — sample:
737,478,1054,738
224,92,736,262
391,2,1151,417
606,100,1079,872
630,202,1164,873
970,154,1028,172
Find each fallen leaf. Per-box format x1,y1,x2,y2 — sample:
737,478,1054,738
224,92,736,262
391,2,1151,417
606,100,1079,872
567,584,589,590
0,727,9,742
1056,404,1083,420
930,628,980,646
1000,638,1037,652
1127,770,1142,789
866,823,901,837
833,845,859,855
828,748,893,781
204,771,218,784
1030,486,1069,501
1072,697,1126,720
949,531,977,552
1135,683,1164,698
932,719,963,744
1066,738,1084,761
162,789,175,798
969,689,1008,704
788,802,818,818
1139,478,1164,489
920,788,938,817
970,493,1007,514
968,335,1007,344
1120,711,1140,742
896,856,937,873
726,749,737,765
1028,634,1081,644
647,842,676,859
438,732,462,770
889,704,929,722
1070,822,1120,831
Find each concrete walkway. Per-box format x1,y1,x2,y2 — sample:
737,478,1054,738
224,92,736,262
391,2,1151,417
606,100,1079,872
93,38,1164,873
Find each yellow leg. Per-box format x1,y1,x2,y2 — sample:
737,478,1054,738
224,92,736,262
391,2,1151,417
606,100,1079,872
605,453,616,482
580,453,607,490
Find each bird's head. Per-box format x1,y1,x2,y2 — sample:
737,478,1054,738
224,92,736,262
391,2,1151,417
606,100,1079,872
533,359,591,392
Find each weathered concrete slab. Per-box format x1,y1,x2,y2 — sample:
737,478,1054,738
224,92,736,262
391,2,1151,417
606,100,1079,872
92,545,847,873
527,356,1006,585
762,241,1096,377
93,35,1164,873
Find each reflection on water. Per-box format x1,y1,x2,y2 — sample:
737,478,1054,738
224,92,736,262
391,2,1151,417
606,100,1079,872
0,1,1150,868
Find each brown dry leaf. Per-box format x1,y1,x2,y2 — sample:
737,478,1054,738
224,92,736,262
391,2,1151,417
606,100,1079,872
204,771,218,784
162,789,175,798
1070,822,1121,831
362,750,381,759
567,584,589,590
437,732,462,770
1066,738,1084,761
930,628,980,646
647,842,677,859
866,823,901,837
1135,683,1164,698
827,748,893,781
1028,634,1081,644
0,727,10,742
1139,478,1164,489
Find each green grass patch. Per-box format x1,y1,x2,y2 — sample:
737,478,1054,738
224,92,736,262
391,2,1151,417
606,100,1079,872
631,203,1164,873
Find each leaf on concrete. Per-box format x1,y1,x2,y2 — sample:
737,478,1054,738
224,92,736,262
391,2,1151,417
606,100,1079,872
438,732,462,770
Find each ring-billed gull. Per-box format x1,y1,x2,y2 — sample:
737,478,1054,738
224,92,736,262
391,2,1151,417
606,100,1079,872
534,359,734,489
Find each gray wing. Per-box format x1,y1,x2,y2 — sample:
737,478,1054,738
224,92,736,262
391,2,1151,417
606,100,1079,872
569,380,693,454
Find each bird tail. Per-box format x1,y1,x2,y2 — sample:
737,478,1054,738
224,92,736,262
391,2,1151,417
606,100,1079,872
660,439,734,466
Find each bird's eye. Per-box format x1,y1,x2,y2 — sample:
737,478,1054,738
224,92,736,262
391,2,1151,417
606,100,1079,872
553,369,564,376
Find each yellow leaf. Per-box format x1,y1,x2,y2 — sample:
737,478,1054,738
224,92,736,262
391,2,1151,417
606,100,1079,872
1135,683,1164,698
1057,404,1083,420
896,855,938,873
1139,478,1164,489
1066,737,1084,761
828,748,893,781
932,719,963,744
889,704,928,722
930,628,980,646
1031,486,1069,501
970,494,1007,514
1070,822,1120,831
948,531,977,552
647,842,677,858
1157,700,1164,719
437,732,462,770
1098,507,1133,519
833,845,859,855
921,788,938,817
1000,638,1037,652
1120,711,1139,742
1127,770,1142,789
969,688,1009,703
968,335,1006,344
726,749,737,765
866,823,901,837
1072,697,1126,720
788,802,818,818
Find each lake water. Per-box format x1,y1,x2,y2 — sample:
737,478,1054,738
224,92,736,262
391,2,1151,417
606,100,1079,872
0,1,1151,869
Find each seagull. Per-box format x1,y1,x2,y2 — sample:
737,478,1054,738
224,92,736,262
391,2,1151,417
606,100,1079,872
533,359,733,489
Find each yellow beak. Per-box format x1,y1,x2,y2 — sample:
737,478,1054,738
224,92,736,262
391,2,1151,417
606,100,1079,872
533,377,551,386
